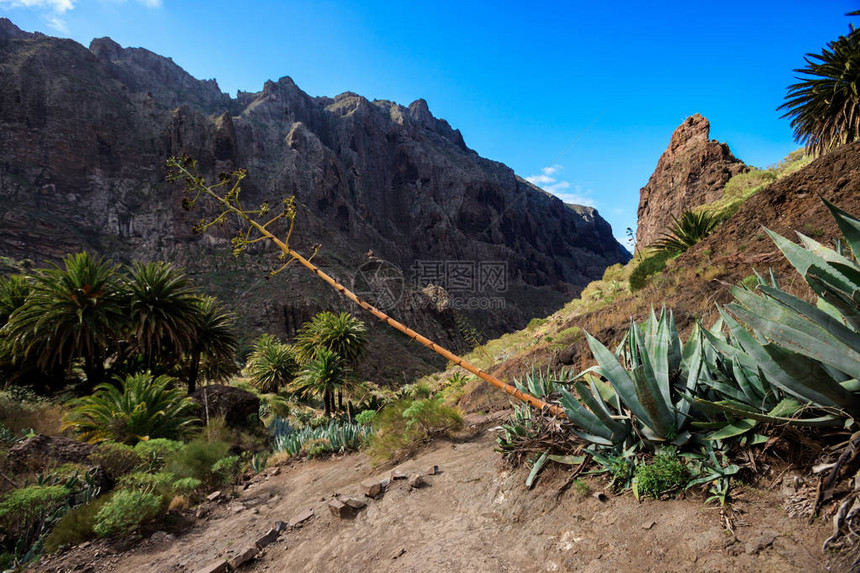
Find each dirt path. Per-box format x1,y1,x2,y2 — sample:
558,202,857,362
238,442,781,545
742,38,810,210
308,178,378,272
36,422,834,572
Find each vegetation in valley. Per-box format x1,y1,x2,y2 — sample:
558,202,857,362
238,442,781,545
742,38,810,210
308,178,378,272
1,9,859,571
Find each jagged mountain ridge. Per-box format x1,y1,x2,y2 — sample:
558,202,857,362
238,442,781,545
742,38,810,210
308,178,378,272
0,19,629,379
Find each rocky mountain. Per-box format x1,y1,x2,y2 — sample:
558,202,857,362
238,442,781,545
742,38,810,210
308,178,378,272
0,19,629,379
635,114,747,248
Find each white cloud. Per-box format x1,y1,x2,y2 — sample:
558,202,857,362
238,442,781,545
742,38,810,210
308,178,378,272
46,14,69,32
0,0,74,12
137,0,162,7
526,164,597,207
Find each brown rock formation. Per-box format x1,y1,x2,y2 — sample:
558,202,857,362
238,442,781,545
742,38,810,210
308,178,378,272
0,19,630,380
635,114,747,249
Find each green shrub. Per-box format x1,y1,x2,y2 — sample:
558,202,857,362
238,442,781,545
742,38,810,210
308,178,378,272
367,398,462,461
210,456,241,486
629,250,673,291
164,440,230,487
62,373,199,445
43,494,113,553
116,472,174,497
88,442,143,482
134,438,184,471
633,449,689,499
526,317,547,330
354,410,377,426
93,490,161,537
171,477,202,496
0,485,69,550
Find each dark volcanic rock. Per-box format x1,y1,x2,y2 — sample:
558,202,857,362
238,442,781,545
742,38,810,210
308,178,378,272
0,19,629,380
635,114,747,248
7,434,97,472
190,385,260,428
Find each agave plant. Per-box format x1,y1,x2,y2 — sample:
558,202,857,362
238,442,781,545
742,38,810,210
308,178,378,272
62,373,199,445
718,199,860,417
564,308,696,447
649,210,720,254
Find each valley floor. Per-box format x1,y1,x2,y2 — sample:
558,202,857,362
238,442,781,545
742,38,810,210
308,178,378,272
35,415,835,573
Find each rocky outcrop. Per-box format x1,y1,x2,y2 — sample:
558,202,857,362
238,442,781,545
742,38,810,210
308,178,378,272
7,435,97,472
190,385,260,428
635,114,746,248
0,20,629,380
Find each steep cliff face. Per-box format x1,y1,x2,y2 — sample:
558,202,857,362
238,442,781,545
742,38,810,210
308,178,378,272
635,114,747,248
0,20,629,379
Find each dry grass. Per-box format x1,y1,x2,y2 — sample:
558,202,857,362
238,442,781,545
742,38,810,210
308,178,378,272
0,397,65,436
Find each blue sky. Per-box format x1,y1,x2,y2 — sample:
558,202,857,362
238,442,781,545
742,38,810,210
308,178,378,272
1,1,856,248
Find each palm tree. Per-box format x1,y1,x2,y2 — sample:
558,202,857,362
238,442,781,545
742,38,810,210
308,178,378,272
294,311,368,364
186,295,238,393
62,372,199,444
123,261,199,371
0,274,30,326
295,311,367,410
778,23,860,155
245,334,299,393
290,347,348,417
4,252,125,392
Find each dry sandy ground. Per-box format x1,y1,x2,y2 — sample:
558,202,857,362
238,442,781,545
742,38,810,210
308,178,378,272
36,420,836,573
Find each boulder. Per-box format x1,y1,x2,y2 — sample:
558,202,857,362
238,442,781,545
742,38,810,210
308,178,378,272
190,385,260,428
361,478,383,498
228,545,258,569
7,434,97,472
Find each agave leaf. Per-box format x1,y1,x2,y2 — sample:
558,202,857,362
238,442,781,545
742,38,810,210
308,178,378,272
584,331,656,430
526,451,549,489
628,321,675,437
728,288,860,378
797,234,858,268
757,285,860,355
705,418,757,441
842,378,860,392
828,262,860,288
823,198,860,256
761,343,860,414
768,397,803,417
547,454,586,465
806,270,860,332
575,382,629,443
701,321,759,374
699,373,757,403
766,228,855,294
684,394,842,426
558,388,617,443
721,306,858,410
731,357,769,406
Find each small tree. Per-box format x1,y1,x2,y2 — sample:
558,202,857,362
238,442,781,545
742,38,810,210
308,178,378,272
185,295,238,393
245,334,299,393
295,311,367,410
291,347,348,417
4,253,125,392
